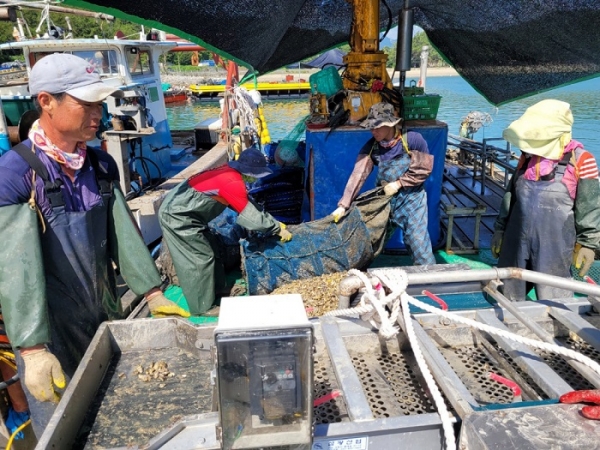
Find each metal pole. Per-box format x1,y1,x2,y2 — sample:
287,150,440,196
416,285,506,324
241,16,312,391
9,3,114,20
484,281,600,388
395,1,413,96
401,267,600,297
419,45,429,90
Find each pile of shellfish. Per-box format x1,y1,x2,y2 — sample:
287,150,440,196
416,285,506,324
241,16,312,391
271,271,348,318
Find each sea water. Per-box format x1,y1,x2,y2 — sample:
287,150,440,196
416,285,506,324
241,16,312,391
166,75,600,159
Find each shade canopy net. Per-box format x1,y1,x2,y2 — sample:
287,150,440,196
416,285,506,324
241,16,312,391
242,188,390,295
61,0,600,104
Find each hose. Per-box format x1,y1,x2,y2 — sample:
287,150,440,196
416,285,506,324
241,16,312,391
129,156,163,189
6,419,31,450
0,374,19,390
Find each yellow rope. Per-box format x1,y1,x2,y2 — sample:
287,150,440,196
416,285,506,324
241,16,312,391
6,419,31,450
0,349,16,370
0,355,16,371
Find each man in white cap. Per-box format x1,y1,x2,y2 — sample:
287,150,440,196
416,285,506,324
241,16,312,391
0,53,189,437
492,99,600,300
330,102,435,265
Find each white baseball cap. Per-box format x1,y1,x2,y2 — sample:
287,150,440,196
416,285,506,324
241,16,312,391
29,53,123,102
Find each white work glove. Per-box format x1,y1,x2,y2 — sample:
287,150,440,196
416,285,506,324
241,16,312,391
491,230,504,259
331,206,346,223
383,181,400,196
147,291,191,318
277,222,293,242
573,243,595,277
22,348,66,403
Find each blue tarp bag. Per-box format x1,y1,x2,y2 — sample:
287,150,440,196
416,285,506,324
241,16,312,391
241,188,390,295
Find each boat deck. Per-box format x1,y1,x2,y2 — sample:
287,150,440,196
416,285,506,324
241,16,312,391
441,162,505,252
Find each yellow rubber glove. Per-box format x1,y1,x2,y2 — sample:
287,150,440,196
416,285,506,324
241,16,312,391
573,243,595,277
147,292,191,318
383,181,400,196
277,222,293,242
331,206,346,223
491,230,504,259
22,348,66,403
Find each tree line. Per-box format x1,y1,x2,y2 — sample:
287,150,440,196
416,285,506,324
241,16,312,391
381,31,448,68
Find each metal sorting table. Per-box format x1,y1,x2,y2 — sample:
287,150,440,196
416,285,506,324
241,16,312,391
36,281,600,449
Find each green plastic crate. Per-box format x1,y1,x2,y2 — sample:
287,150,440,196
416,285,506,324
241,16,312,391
403,85,425,96
403,94,442,120
309,66,343,97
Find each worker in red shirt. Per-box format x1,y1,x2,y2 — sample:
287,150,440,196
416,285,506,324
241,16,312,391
159,147,292,315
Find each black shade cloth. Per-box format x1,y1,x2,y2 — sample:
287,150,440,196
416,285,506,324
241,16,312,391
63,0,600,105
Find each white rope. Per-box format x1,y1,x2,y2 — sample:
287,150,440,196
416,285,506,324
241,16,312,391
324,269,400,339
367,268,600,376
372,268,456,450
232,85,259,139
406,288,600,376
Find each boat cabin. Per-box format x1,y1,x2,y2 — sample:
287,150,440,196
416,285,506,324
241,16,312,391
0,38,178,193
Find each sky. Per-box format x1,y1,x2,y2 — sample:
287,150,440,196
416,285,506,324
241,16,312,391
380,25,424,47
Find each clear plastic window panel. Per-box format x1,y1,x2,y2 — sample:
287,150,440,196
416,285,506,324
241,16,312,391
216,328,313,450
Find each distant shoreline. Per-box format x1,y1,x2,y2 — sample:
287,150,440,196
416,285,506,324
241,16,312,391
253,66,458,83
162,66,458,88
402,66,459,78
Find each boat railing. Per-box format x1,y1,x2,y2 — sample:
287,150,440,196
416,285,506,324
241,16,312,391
448,134,517,194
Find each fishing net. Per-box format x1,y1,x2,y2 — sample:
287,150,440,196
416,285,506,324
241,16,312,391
459,111,493,138
273,116,309,168
241,188,390,295
157,188,389,295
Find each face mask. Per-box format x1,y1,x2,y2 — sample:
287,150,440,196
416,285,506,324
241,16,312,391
242,174,257,183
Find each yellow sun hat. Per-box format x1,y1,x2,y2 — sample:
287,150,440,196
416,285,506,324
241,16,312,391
502,99,573,160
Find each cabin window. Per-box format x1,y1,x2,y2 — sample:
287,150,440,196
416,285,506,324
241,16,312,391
74,50,119,77
30,50,119,78
126,47,153,77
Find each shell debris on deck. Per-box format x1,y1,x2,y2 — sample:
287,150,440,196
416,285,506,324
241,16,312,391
271,271,348,317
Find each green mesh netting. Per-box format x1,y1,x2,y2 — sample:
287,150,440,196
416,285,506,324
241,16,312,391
274,115,309,167
65,0,600,105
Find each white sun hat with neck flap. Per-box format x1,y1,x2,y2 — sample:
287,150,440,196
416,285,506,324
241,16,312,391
502,99,573,160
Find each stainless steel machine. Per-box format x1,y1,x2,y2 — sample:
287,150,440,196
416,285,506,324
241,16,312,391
214,295,313,450
104,89,156,193
35,268,600,449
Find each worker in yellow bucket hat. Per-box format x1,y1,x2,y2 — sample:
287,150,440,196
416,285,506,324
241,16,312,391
492,99,600,300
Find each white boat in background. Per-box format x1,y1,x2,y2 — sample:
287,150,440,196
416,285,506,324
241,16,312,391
0,35,229,244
